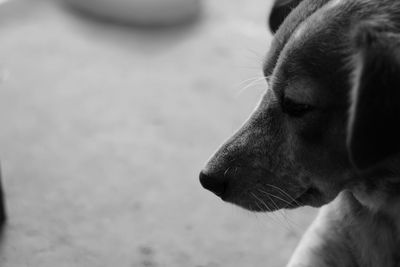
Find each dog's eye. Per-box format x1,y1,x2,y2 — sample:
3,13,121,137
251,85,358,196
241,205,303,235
282,97,314,117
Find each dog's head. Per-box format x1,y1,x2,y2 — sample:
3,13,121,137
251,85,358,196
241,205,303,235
200,0,400,212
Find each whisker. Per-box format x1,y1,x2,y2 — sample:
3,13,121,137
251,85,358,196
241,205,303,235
245,47,264,57
251,192,271,212
258,189,294,231
235,76,267,97
234,65,264,70
223,167,232,177
251,192,287,228
257,189,302,230
251,193,274,219
236,76,266,86
258,188,293,207
265,184,304,207
250,196,281,228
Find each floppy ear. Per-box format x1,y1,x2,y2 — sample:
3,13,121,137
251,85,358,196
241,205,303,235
348,26,400,170
269,0,304,33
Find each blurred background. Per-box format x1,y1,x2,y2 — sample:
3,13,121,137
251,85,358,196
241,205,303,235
0,0,317,266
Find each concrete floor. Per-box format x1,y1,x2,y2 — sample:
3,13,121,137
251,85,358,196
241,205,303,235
0,0,317,266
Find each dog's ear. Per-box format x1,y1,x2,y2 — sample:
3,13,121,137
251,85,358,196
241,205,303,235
269,0,303,33
348,26,400,170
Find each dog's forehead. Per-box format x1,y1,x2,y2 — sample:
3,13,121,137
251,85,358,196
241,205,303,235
264,0,332,76
265,0,359,72
282,10,348,76
264,0,355,100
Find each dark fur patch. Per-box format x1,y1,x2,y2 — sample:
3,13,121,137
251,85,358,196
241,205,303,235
348,25,400,169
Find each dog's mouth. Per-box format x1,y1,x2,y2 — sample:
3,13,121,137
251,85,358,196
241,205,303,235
285,186,324,209
232,185,325,212
209,169,328,212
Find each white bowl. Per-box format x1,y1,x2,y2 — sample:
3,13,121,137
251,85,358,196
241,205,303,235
65,0,201,26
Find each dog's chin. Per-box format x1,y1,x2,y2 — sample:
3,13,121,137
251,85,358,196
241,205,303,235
226,186,328,212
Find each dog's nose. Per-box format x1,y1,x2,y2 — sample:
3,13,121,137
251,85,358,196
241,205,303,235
199,171,227,198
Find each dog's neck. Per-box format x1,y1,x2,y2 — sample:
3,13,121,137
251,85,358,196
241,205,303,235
344,189,400,267
353,182,400,216
288,190,400,267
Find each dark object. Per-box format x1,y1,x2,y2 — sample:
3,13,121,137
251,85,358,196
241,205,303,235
199,171,226,198
0,170,6,223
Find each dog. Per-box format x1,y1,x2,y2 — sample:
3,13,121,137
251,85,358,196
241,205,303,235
200,0,400,266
